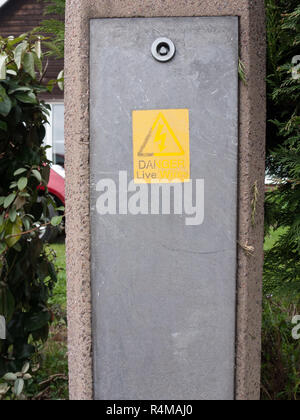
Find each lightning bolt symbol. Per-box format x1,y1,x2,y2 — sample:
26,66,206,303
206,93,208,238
154,124,167,152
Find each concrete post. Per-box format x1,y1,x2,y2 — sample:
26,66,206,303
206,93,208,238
65,0,266,401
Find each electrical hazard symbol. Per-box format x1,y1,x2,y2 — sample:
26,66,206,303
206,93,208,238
133,109,190,183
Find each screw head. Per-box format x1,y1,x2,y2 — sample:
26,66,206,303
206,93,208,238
151,38,176,63
158,45,169,56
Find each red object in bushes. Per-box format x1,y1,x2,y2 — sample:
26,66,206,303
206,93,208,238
47,165,65,206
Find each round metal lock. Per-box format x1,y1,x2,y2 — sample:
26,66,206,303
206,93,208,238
151,38,176,62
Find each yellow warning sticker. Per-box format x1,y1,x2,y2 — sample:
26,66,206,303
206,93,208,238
133,109,190,183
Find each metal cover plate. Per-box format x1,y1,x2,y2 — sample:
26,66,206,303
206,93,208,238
90,17,239,400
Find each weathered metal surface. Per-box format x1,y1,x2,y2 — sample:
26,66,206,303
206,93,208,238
90,17,239,400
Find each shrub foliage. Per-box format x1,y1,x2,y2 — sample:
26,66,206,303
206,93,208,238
37,0,65,59
265,0,300,298
263,0,300,400
0,34,61,376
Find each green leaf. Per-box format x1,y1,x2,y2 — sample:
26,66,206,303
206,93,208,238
14,41,28,69
3,373,17,382
14,195,26,211
32,51,42,74
23,52,35,79
14,168,27,176
57,69,64,91
0,383,10,395
9,207,17,223
0,287,15,322
51,215,63,226
17,177,28,191
13,242,22,252
31,169,42,183
0,53,7,80
35,38,42,59
14,344,35,360
0,121,7,131
21,362,30,375
19,192,30,198
6,69,17,76
9,182,17,189
13,378,24,397
4,193,16,209
5,217,22,248
22,217,30,231
0,85,12,117
0,242,6,255
15,91,37,104
24,311,51,333
41,165,50,184
7,34,27,48
32,324,49,342
8,86,31,95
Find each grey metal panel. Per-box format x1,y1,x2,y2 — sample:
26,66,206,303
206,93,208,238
90,17,239,400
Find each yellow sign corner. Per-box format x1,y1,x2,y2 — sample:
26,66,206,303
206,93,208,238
132,109,190,183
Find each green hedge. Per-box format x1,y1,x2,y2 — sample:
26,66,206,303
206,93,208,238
265,0,300,297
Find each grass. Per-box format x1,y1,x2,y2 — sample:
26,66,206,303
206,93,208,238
27,323,68,400
49,242,67,310
264,227,287,251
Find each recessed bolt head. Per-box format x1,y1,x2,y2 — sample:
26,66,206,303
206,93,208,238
151,38,176,63
158,45,169,56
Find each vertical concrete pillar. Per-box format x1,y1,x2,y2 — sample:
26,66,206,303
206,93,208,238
65,0,266,400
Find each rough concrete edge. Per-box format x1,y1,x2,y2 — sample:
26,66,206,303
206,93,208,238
65,0,266,401
235,0,266,401
65,0,93,401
